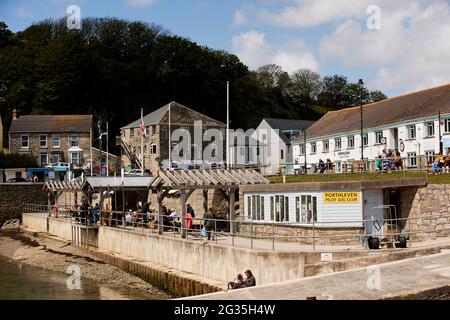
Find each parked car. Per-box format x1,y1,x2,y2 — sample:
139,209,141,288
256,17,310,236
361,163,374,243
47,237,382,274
7,178,27,183
126,169,151,176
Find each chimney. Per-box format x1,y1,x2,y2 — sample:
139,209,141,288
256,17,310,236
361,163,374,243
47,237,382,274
13,108,17,120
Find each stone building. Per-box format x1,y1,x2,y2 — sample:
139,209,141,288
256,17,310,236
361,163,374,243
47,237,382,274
9,110,93,169
120,101,226,174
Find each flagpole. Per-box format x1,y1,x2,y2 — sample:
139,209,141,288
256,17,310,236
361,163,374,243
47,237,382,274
141,108,144,176
226,81,230,169
168,103,171,170
106,121,109,177
90,127,93,177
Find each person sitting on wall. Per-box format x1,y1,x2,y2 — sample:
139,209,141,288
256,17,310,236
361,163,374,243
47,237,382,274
244,269,256,287
375,155,383,171
228,273,245,290
393,149,403,170
432,156,444,174
318,159,325,174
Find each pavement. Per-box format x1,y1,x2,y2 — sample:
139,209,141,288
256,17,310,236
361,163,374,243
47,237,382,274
183,250,450,300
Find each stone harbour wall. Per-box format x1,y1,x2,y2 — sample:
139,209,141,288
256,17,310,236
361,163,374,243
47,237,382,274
0,183,48,227
401,184,450,241
238,223,363,245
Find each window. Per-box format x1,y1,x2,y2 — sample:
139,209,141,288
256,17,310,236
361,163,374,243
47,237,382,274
39,134,47,148
444,119,450,133
274,195,289,222
247,195,264,221
407,125,416,140
145,127,150,137
52,134,60,148
152,126,156,135
52,154,60,164
375,131,383,144
130,128,135,138
311,142,317,154
262,134,267,141
297,195,318,223
40,153,48,166
280,149,284,160
70,134,79,147
407,152,417,167
150,143,157,155
299,144,305,156
21,135,29,148
347,136,355,149
270,196,274,221
161,127,167,141
322,140,329,153
362,133,368,147
425,150,435,164
70,152,80,165
425,122,435,137
334,138,341,151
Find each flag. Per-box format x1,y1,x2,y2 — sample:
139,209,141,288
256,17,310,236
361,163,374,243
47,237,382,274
140,114,148,137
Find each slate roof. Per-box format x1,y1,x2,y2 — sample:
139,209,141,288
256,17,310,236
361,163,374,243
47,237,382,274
121,101,226,129
294,83,450,142
9,115,93,133
263,118,315,144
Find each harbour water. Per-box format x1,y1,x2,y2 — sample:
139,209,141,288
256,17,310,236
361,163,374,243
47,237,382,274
0,255,165,300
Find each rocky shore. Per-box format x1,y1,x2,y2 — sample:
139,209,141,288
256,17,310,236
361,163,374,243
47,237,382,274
0,232,171,300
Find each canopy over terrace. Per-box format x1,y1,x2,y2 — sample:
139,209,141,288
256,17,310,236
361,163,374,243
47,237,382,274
148,169,269,237
82,176,153,211
43,179,83,207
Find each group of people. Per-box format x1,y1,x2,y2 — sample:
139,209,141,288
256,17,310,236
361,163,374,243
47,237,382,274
314,159,333,174
227,269,256,290
375,148,403,172
431,153,450,174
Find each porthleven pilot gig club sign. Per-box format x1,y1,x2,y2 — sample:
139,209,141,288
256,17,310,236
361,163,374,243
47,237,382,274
324,192,360,203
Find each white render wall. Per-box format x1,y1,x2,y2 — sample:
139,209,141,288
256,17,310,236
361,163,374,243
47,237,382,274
293,116,445,167
243,190,363,228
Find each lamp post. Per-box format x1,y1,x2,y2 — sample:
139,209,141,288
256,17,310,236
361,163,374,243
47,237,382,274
359,79,364,161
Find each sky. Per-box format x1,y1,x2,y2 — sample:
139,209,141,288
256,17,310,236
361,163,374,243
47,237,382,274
1,0,450,98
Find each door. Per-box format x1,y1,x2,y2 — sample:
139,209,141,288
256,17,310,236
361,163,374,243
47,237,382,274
363,189,384,236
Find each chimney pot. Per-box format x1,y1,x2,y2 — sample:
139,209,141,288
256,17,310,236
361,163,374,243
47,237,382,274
13,108,17,120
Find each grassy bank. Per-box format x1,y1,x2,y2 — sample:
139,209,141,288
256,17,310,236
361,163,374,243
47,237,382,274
268,172,450,184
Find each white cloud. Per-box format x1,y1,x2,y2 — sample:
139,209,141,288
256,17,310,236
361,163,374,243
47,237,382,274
233,10,246,26
124,0,157,7
317,0,450,93
232,30,319,73
238,0,450,93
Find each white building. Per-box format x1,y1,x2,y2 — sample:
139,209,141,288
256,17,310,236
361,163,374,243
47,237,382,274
292,84,450,172
251,118,314,175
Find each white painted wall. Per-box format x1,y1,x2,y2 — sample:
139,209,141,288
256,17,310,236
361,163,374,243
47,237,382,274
293,116,446,167
244,190,363,227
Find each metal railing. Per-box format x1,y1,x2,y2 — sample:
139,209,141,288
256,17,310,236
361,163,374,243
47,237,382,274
22,203,450,251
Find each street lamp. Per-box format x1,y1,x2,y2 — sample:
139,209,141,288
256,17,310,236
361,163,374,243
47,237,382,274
359,79,364,161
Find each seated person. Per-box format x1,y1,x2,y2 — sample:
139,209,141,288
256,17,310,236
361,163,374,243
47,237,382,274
244,269,256,287
375,156,383,171
432,158,443,174
228,273,245,290
168,209,178,221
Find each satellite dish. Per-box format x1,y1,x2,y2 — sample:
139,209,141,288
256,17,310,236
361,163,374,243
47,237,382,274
380,137,387,144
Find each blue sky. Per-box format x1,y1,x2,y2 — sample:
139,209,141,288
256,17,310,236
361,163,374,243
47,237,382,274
1,0,450,98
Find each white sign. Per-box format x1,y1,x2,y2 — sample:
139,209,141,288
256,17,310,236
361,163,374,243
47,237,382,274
336,151,351,159
443,137,450,149
321,252,333,262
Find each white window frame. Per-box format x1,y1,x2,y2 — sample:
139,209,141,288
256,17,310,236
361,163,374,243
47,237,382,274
150,143,157,155
362,133,368,147
335,138,341,151
407,125,416,140
52,134,60,148
407,152,417,168
310,142,317,154
70,152,80,165
299,144,305,156
322,140,329,153
375,131,383,145
247,195,265,221
70,134,79,147
39,134,47,148
425,122,435,137
21,135,29,149
425,150,435,164
444,119,450,134
347,136,355,149
295,195,317,224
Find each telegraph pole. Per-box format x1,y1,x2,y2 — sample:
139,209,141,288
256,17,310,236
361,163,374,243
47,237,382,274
98,119,103,177
359,79,364,160
226,81,230,169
